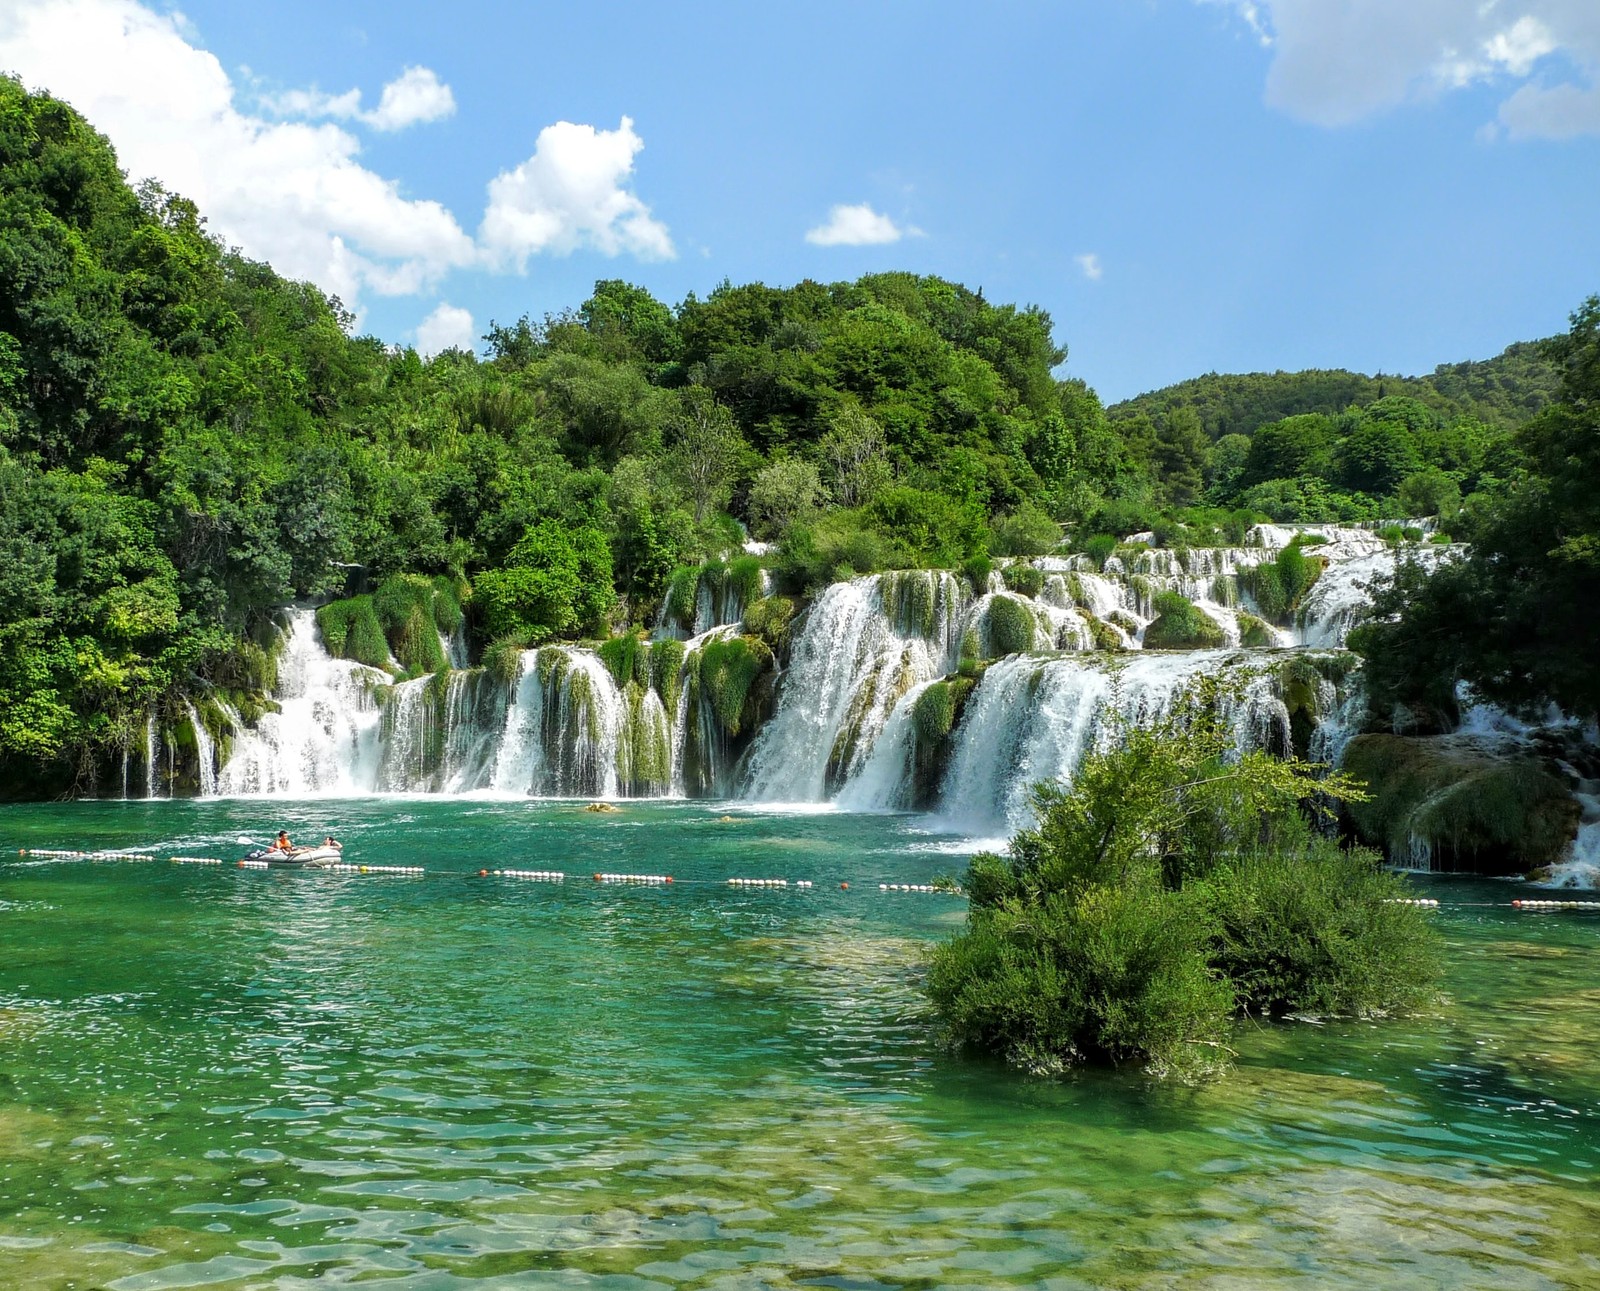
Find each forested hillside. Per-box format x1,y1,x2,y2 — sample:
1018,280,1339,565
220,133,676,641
0,78,1583,794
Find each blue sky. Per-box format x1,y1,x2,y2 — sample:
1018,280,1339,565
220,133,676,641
2,0,1597,400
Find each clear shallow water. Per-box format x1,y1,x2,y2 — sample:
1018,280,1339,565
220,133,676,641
1,800,1598,1289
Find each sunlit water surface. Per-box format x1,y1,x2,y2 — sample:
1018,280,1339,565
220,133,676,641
2,799,1598,1289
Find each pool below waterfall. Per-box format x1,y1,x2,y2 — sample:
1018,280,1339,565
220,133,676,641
2,798,1598,1289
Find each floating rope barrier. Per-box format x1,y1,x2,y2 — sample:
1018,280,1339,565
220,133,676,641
1513,899,1600,910
1385,898,1440,907
726,877,814,888
171,856,224,865
880,883,958,894
17,848,156,861
594,872,671,884
489,869,565,880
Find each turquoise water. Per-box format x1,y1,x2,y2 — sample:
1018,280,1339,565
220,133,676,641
2,799,1598,1289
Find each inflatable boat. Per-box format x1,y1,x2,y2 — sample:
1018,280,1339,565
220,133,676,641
240,845,343,868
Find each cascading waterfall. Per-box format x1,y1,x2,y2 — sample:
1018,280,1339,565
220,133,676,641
184,699,217,798
144,711,160,800
198,524,1506,851
217,608,386,795
936,650,1300,837
742,571,967,801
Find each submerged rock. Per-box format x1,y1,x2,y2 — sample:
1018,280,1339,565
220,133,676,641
1342,733,1580,874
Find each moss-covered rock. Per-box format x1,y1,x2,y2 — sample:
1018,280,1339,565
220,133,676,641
1237,611,1276,648
597,631,650,688
983,594,1038,658
1342,733,1580,874
1001,564,1045,598
908,675,977,808
1142,592,1225,650
742,594,796,650
693,634,773,736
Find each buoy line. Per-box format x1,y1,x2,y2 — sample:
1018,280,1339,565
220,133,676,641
18,849,1599,908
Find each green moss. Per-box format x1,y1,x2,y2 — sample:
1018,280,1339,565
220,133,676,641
649,638,686,714
1002,564,1045,598
618,680,671,795
1342,734,1581,874
1080,610,1124,652
913,681,957,745
664,565,700,631
742,594,795,648
693,634,773,735
1143,592,1225,650
985,594,1038,658
1107,610,1140,638
727,555,765,608
880,570,939,637
484,635,529,688
1237,612,1275,648
597,631,649,687
316,595,389,668
961,553,992,595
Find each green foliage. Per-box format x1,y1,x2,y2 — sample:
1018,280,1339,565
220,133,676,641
597,631,649,687
483,635,530,688
1236,612,1275,648
1082,534,1118,569
1001,564,1045,598
741,594,795,648
960,553,992,595
1142,592,1224,650
984,594,1038,658
692,634,772,735
1341,734,1581,873
991,501,1059,556
927,688,1434,1079
648,637,686,714
1240,542,1323,625
912,680,958,746
317,596,389,668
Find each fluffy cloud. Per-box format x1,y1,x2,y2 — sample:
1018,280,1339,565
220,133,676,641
1075,253,1103,282
0,0,477,310
1208,0,1600,138
479,117,674,268
804,203,913,247
414,302,476,357
265,65,456,132
0,0,674,317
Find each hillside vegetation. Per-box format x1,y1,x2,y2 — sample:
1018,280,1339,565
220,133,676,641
0,76,1585,793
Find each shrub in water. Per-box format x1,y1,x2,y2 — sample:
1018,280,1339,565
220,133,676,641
927,684,1437,1080
693,635,772,735
742,594,795,649
1082,533,1118,570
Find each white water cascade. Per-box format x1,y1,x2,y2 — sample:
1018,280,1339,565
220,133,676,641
217,608,386,795
742,572,968,801
184,699,218,798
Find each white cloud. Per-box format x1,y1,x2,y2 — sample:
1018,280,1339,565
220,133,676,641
263,64,456,132
479,117,674,268
804,203,911,247
0,0,476,312
414,302,476,357
0,0,674,318
1075,253,1103,282
1208,0,1600,138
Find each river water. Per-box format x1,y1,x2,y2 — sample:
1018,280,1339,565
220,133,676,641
2,799,1598,1288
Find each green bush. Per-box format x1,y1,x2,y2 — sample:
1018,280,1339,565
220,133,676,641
727,555,765,607
692,634,772,735
984,594,1037,657
961,553,992,595
742,594,795,648
1237,611,1275,647
483,634,530,688
912,680,957,746
597,631,649,687
991,501,1060,556
927,691,1437,1080
1199,839,1442,1019
1001,564,1045,598
649,637,686,714
317,596,389,668
1081,534,1118,570
1142,591,1225,649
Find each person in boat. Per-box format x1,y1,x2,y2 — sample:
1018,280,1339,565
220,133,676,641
322,836,342,851
272,830,295,855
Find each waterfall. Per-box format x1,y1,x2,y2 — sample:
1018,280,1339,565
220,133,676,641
184,699,217,797
936,651,1297,837
217,608,386,795
144,711,160,799
742,572,966,802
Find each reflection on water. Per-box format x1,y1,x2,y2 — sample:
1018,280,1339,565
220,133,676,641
1,799,1598,1289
